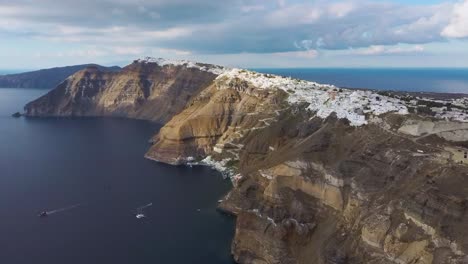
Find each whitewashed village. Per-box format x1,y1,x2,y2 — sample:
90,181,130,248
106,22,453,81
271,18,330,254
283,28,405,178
144,58,468,179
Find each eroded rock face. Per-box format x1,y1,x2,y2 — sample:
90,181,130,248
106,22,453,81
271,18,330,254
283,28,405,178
147,76,468,263
145,77,287,164
24,59,468,264
24,62,217,123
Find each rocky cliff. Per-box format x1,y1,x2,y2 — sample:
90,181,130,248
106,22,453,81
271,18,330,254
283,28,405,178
25,58,468,264
24,59,221,122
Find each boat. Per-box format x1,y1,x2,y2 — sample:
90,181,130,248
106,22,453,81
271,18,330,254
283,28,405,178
38,211,48,217
136,213,145,219
135,202,152,219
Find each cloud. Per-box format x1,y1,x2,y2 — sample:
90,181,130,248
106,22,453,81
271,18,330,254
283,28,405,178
277,0,286,8
157,48,192,56
112,46,145,56
0,0,465,59
34,47,109,58
441,0,468,38
265,4,323,26
274,50,319,58
157,1,455,54
352,45,425,55
241,5,265,13
328,2,355,18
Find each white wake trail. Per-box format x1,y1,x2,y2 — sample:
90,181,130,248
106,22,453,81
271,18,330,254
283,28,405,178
46,204,83,215
137,203,153,211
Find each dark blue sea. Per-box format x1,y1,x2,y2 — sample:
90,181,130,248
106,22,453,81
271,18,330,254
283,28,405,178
254,68,468,94
0,88,235,264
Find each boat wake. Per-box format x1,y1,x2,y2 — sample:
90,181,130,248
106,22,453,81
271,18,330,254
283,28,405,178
135,203,152,219
137,203,153,211
46,204,83,215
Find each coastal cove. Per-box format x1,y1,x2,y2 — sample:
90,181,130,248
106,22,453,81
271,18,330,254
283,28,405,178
0,88,235,264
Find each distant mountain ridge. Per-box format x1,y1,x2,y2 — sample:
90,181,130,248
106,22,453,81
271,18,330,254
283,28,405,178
0,64,121,89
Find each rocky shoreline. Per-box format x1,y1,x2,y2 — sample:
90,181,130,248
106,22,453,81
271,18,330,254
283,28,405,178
24,58,468,264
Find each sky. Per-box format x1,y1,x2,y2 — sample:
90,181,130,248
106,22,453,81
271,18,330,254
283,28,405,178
0,0,467,69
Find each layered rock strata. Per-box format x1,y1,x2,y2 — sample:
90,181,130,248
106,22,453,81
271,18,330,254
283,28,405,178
25,59,218,123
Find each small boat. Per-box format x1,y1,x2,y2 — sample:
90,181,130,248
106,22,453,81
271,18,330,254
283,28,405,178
38,211,48,217
136,214,145,219
135,203,152,219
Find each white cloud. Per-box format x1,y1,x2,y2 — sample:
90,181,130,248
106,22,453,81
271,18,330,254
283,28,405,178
144,27,193,39
66,48,108,57
0,0,467,64
353,45,425,55
328,2,355,18
112,46,145,55
36,25,193,44
265,5,322,26
394,5,451,37
442,0,468,38
34,48,109,58
157,48,192,56
274,50,318,58
277,0,286,8
294,39,316,50
241,5,265,13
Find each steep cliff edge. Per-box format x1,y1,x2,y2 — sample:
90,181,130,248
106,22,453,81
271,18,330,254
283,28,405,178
146,69,468,263
25,58,468,264
24,58,221,122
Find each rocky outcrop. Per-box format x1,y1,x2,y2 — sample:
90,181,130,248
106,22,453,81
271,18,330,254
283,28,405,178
24,60,218,123
24,58,468,264
145,76,287,164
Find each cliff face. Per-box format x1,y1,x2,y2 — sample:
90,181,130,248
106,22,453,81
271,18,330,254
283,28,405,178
147,72,468,264
24,60,218,123
25,58,468,264
145,77,288,165
0,64,120,89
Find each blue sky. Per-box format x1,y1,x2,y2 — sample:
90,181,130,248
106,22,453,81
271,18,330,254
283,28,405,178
0,0,467,69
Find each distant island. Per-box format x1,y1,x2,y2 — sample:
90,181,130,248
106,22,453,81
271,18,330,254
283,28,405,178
24,57,468,264
0,64,120,89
